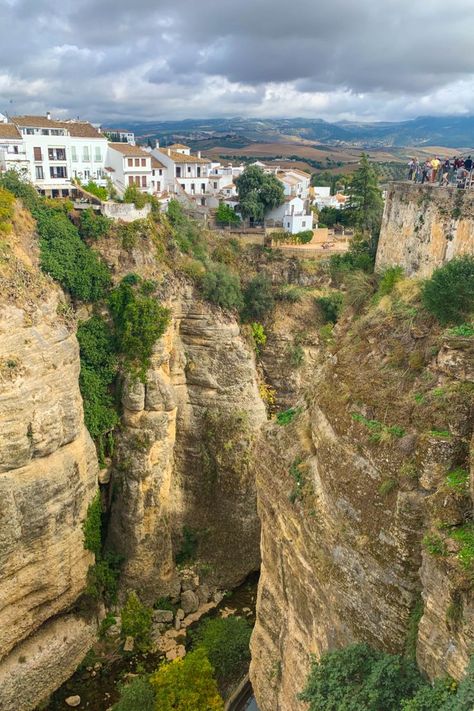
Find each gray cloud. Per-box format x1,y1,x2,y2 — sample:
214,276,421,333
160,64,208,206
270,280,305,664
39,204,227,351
2,0,474,122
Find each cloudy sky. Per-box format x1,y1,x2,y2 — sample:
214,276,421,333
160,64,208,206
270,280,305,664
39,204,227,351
2,0,474,124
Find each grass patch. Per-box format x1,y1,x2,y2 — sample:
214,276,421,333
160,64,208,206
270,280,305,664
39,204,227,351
276,407,301,426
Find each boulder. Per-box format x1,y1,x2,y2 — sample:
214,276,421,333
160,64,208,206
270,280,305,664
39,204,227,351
65,696,81,707
152,609,174,624
180,590,199,615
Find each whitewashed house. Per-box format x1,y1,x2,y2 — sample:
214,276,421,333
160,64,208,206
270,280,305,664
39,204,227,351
106,143,153,195
277,169,311,199
151,142,213,203
5,115,108,196
313,186,347,210
102,128,136,145
266,195,314,234
0,123,29,177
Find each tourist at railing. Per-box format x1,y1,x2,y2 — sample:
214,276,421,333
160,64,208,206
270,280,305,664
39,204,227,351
406,154,474,187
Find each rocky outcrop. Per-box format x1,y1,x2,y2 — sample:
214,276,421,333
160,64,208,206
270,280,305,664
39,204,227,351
376,183,474,276
251,291,474,711
0,207,98,710
108,279,266,603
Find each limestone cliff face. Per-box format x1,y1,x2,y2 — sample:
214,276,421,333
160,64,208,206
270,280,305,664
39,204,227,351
0,207,98,711
376,183,474,276
251,290,474,711
108,276,267,603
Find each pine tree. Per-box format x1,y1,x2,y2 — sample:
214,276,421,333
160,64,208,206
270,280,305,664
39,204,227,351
347,153,384,254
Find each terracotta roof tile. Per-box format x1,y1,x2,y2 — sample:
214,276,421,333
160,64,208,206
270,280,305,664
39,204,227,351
168,143,190,149
151,156,165,169
108,142,151,158
158,148,210,164
0,124,22,139
12,115,102,138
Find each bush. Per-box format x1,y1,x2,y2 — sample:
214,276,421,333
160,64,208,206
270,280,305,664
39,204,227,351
191,616,251,687
86,551,122,604
345,270,376,312
113,676,156,711
108,277,170,377
83,181,108,201
36,207,111,301
294,229,314,244
276,285,304,302
200,263,243,310
276,407,300,425
251,322,267,355
241,274,274,321
442,656,474,710
78,208,111,240
175,526,199,566
299,643,425,711
167,198,185,226
123,183,147,209
215,202,241,226
82,491,102,556
330,239,375,282
0,170,40,212
150,648,224,711
316,293,343,324
121,592,153,652
0,187,15,234
77,316,119,462
422,257,474,325
402,679,455,711
377,266,404,297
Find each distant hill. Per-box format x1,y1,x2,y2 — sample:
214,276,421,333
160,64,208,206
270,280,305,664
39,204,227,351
119,116,474,150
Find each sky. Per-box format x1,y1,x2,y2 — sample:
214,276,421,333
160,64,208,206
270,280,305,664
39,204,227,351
2,0,474,124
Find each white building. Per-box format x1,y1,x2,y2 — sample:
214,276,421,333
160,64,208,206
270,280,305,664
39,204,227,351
313,186,347,210
2,114,108,196
106,143,153,195
102,128,135,145
151,143,213,203
266,195,314,234
276,169,311,199
0,123,29,177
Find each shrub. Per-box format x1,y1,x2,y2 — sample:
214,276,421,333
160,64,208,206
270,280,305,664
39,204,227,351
276,285,304,302
215,202,241,226
167,198,185,226
0,187,15,234
82,491,102,556
299,643,425,711
422,257,474,325
379,478,398,497
241,273,274,321
276,407,300,425
251,322,267,355
294,229,314,245
329,239,375,282
451,525,474,570
377,266,404,297
401,678,456,711
175,526,199,566
113,676,156,711
121,592,153,652
200,263,243,310
345,270,376,312
86,551,122,604
0,170,40,212
77,316,119,462
442,656,474,710
108,277,170,377
123,183,147,209
150,648,224,711
78,208,111,240
446,468,469,493
423,534,447,557
316,293,343,324
447,323,474,337
83,181,108,201
191,616,252,687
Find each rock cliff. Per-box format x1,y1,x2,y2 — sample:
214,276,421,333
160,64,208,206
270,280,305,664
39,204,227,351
0,206,98,711
376,183,474,276
251,284,474,710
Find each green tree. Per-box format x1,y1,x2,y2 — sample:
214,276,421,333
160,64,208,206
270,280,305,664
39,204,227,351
421,256,474,325
235,165,285,222
113,677,156,711
191,616,251,688
346,153,384,254
241,274,274,321
215,202,241,226
200,263,244,310
78,208,111,240
124,183,147,209
121,591,153,652
151,648,224,711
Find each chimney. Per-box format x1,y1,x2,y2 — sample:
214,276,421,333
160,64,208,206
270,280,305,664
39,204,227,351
46,111,51,120
197,151,201,158
155,139,160,149
167,148,171,156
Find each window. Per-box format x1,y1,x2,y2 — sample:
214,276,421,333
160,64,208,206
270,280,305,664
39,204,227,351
26,128,34,135
49,166,67,179
141,175,147,187
302,221,306,227
135,158,140,167
94,147,102,162
191,183,195,193
48,148,66,161
157,181,161,191
141,158,146,167
159,169,162,176
128,176,134,186
33,147,42,161
71,146,78,162
201,183,205,193
197,167,201,177
187,166,191,173
83,146,90,161
128,158,133,167
181,184,185,191
176,167,181,178
13,146,18,154
213,182,218,189
41,129,50,135
35,166,44,180
135,176,140,185
84,170,90,180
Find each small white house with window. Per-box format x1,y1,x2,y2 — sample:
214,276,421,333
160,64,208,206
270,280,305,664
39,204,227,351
0,123,29,177
151,142,213,202
266,196,314,234
106,143,153,195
